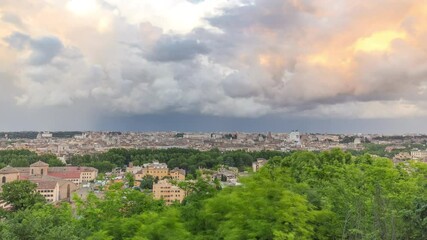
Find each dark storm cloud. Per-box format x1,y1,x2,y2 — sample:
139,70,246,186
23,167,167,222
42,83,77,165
147,36,209,62
94,113,427,135
29,36,64,65
3,0,427,132
208,0,316,32
4,32,30,50
4,32,64,65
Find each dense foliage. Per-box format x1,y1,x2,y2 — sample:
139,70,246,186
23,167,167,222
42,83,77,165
0,150,65,169
348,143,426,158
68,148,289,174
0,180,45,210
0,132,39,139
0,131,84,139
0,149,426,240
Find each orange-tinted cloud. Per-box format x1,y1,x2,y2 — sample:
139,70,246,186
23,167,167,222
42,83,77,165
1,0,427,120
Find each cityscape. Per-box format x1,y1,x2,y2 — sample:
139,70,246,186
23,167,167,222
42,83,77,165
1,0,427,239
2,131,427,162
0,130,426,239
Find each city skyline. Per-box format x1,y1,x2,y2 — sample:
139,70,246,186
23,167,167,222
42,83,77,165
1,1,427,132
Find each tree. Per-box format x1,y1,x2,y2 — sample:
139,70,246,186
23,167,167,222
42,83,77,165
140,175,155,190
0,204,85,240
0,180,45,210
0,149,425,240
125,172,135,188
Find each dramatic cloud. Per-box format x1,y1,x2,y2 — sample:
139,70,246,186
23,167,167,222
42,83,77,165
1,0,427,131
147,36,209,62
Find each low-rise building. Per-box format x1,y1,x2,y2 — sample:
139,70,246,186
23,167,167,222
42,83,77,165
0,166,20,183
410,150,427,159
126,162,142,174
393,152,411,163
134,161,185,181
170,168,186,181
213,167,238,183
48,166,98,185
137,161,169,179
33,178,60,202
252,158,268,172
152,180,186,205
0,161,95,203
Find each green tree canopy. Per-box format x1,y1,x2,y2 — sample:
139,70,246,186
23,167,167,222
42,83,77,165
0,180,45,211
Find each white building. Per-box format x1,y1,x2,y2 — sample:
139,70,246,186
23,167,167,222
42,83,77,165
37,132,53,139
289,131,301,145
354,138,362,145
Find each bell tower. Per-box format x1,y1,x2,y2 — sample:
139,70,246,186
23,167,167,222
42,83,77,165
30,161,49,176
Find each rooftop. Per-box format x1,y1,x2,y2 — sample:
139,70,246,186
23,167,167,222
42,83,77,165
0,166,19,174
30,161,49,167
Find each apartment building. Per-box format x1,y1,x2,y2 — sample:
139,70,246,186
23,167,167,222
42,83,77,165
152,180,186,205
136,161,169,179
410,150,427,159
134,161,185,181
170,168,186,181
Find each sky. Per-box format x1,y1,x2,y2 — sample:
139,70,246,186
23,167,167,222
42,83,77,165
1,0,427,133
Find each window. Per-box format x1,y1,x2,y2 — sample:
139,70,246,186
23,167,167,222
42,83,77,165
41,169,44,175
1,176,5,183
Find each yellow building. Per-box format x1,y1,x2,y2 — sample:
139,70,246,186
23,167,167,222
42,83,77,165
135,161,169,180
152,180,186,205
170,168,186,181
135,161,186,181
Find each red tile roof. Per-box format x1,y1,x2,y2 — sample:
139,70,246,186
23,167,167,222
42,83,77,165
49,166,97,172
48,172,81,179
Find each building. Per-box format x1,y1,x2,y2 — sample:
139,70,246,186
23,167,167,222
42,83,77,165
170,168,186,181
134,161,185,181
126,162,142,174
213,167,238,183
393,152,411,163
410,150,427,159
152,180,186,205
37,132,53,139
136,161,169,180
252,158,268,172
353,138,362,145
30,175,77,202
0,161,97,203
289,131,301,145
385,145,406,153
23,161,97,186
48,166,98,185
0,166,20,183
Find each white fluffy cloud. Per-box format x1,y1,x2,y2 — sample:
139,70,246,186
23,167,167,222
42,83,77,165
1,0,427,125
